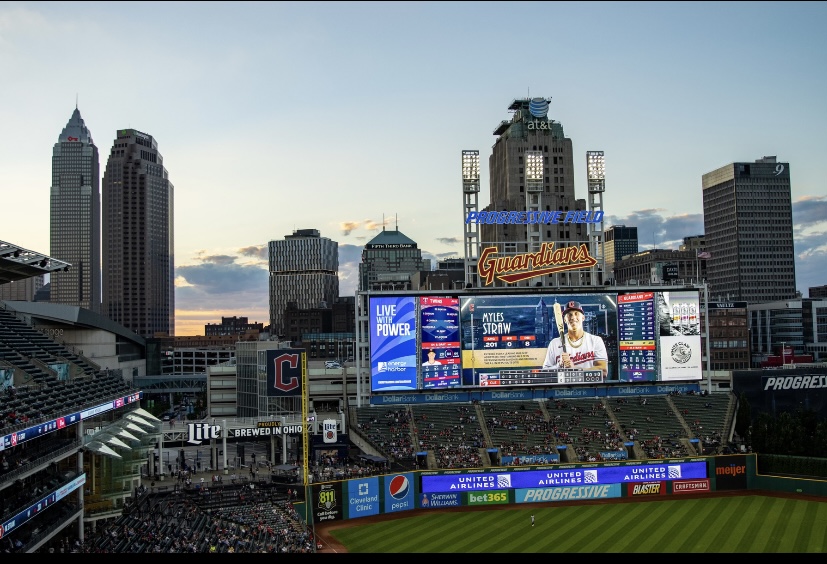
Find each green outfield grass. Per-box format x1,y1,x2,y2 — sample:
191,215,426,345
329,495,827,552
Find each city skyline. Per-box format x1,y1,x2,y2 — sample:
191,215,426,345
1,2,825,335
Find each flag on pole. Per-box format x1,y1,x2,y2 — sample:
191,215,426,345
697,251,711,260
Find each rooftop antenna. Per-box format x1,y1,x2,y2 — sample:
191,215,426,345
75,93,78,109
382,213,385,231
395,213,398,231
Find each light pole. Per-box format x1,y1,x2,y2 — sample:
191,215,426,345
461,150,480,289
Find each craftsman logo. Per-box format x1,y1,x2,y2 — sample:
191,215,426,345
673,480,710,493
477,243,597,285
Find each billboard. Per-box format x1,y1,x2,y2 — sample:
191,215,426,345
265,349,304,397
368,289,702,393
420,461,708,493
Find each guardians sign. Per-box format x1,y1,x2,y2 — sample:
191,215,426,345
477,243,597,285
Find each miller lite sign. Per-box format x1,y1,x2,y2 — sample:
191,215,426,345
323,419,337,444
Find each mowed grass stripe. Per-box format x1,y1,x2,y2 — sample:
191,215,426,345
330,495,827,552
618,498,691,552
750,496,798,552
671,498,723,553
452,509,524,552
574,501,648,552
706,495,754,551
796,499,827,553
732,496,786,552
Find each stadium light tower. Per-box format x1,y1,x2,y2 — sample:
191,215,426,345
586,151,606,284
462,150,480,288
525,151,545,258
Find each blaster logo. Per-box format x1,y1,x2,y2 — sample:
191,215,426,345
388,475,409,500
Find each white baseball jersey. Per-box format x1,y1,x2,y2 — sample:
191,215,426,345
542,333,608,369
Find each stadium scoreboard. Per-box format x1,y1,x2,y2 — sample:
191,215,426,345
481,369,604,387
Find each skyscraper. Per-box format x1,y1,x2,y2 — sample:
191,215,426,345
102,129,175,338
604,225,638,282
50,107,101,312
358,226,429,292
702,156,796,304
480,97,595,288
269,229,339,337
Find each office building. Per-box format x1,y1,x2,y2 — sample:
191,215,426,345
613,248,700,286
204,316,265,337
479,97,595,288
0,275,44,301
702,156,796,303
604,225,638,282
50,107,101,312
357,226,429,292
809,285,827,299
102,128,175,338
269,229,339,338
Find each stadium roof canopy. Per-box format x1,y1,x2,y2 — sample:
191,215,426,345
0,239,71,284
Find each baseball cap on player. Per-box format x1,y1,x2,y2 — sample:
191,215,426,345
563,300,584,316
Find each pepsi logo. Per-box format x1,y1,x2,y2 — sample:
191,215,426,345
388,475,409,500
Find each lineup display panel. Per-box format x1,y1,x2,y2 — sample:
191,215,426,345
367,290,702,393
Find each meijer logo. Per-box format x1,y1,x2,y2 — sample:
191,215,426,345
716,464,746,476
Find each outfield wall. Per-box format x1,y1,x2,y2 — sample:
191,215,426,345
308,454,771,524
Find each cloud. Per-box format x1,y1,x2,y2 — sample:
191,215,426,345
174,203,827,334
338,244,363,297
436,236,460,245
339,221,361,236
194,253,237,266
610,205,826,296
175,260,269,334
238,244,268,260
364,218,390,231
605,210,704,251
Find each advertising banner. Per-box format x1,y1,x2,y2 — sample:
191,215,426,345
370,297,417,391
383,473,415,514
346,477,379,519
266,349,303,397
312,483,343,523
421,461,707,492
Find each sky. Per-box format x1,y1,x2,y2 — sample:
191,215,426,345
1,1,826,336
